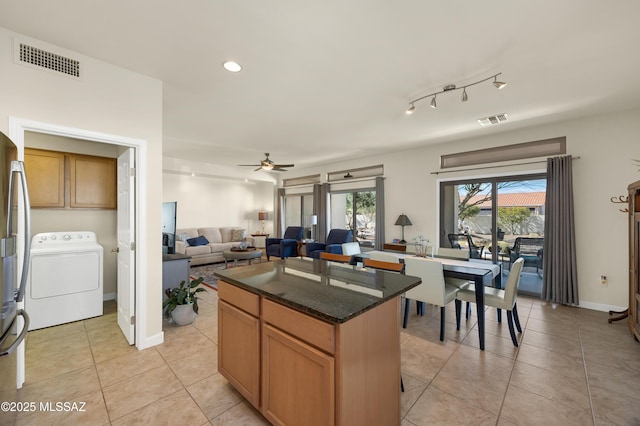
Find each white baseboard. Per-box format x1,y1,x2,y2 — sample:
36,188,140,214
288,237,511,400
103,293,116,301
578,301,626,313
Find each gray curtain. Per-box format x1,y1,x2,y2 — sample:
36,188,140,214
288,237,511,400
313,183,329,242
375,177,385,250
542,155,579,304
276,188,285,238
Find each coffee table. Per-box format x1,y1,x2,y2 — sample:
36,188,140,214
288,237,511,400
223,248,264,268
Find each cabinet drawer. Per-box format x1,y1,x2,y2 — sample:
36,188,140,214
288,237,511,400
262,298,335,355
218,281,260,317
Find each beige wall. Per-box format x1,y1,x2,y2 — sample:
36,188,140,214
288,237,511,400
0,28,164,349
279,107,640,311
163,157,277,235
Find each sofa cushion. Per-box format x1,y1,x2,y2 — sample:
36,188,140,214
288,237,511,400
219,227,236,243
184,245,212,256
231,228,247,242
187,235,209,246
176,228,199,244
199,228,222,244
209,242,236,253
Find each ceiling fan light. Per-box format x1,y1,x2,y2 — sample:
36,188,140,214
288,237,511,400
462,88,468,102
430,96,437,109
493,76,506,89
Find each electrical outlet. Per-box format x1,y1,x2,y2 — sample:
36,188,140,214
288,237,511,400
600,275,608,286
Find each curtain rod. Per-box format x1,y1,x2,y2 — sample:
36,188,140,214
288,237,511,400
430,156,581,175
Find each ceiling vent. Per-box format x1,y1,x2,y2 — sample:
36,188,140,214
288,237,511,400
477,113,508,126
14,40,81,79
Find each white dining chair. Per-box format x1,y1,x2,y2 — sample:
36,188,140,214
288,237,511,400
436,247,473,318
341,242,361,256
368,251,401,262
403,257,461,341
455,257,525,346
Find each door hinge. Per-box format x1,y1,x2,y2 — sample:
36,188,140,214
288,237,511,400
130,167,136,177
130,315,135,325
130,242,136,251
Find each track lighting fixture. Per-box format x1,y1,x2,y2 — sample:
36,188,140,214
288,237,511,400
407,72,506,113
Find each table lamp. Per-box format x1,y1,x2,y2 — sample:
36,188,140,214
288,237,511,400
394,213,412,244
258,211,269,234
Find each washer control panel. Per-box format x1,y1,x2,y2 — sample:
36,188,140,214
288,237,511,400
32,231,99,246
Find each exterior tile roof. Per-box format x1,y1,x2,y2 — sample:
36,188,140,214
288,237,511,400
464,191,546,208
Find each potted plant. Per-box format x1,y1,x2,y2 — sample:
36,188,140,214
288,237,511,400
163,277,206,325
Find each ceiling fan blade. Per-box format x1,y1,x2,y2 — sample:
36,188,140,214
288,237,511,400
254,167,262,172
238,164,260,167
271,168,288,172
274,164,294,168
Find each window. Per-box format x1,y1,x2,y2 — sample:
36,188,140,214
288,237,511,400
440,173,546,296
330,190,376,247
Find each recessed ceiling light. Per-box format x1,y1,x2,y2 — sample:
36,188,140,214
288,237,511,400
223,61,242,72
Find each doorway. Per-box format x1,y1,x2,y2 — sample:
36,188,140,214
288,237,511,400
9,118,146,346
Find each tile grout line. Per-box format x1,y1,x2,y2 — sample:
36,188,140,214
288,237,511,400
577,323,597,425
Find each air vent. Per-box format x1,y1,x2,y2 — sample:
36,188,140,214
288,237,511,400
477,113,508,126
15,41,80,79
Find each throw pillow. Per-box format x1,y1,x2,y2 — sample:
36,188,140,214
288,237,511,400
186,235,209,246
231,228,247,242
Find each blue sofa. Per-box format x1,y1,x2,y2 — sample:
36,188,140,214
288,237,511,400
306,229,353,259
265,226,304,260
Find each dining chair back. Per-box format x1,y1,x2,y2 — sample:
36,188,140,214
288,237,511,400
341,242,361,256
455,257,525,346
403,257,461,341
320,252,353,263
436,247,470,260
363,258,404,273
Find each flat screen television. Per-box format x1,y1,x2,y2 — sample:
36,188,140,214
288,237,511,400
162,201,177,254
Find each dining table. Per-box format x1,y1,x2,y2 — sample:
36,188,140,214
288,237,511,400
356,252,502,351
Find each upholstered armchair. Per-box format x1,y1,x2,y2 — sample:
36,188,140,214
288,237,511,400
306,229,353,259
265,226,304,260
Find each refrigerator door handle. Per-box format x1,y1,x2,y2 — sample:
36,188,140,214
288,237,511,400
0,309,29,356
8,161,31,303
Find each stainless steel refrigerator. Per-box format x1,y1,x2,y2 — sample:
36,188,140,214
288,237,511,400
0,131,31,409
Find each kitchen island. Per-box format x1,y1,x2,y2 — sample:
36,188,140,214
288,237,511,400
214,258,421,426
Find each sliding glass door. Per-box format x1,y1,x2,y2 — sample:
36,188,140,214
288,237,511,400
284,194,313,238
440,174,546,296
330,190,376,247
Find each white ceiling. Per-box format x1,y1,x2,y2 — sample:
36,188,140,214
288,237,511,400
1,1,639,171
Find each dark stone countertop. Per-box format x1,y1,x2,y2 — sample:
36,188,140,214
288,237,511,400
162,253,191,262
214,258,421,324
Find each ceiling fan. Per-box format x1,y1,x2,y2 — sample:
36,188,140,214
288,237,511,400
238,153,294,172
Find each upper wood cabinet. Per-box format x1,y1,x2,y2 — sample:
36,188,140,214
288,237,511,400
69,154,116,208
24,149,65,208
24,148,116,209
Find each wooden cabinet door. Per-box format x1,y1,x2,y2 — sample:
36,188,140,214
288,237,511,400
69,154,116,208
262,323,335,426
218,300,261,407
24,149,65,207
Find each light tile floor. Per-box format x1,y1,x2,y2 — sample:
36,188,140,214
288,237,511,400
6,288,640,425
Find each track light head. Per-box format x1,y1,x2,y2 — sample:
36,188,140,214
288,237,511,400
462,88,468,102
406,103,415,114
493,76,507,89
430,96,437,109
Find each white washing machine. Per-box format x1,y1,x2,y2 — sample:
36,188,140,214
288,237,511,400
26,231,104,330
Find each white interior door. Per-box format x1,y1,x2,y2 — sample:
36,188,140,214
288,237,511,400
117,148,135,344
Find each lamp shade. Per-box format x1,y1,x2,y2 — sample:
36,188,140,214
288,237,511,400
258,212,269,221
310,215,318,225
394,214,412,226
